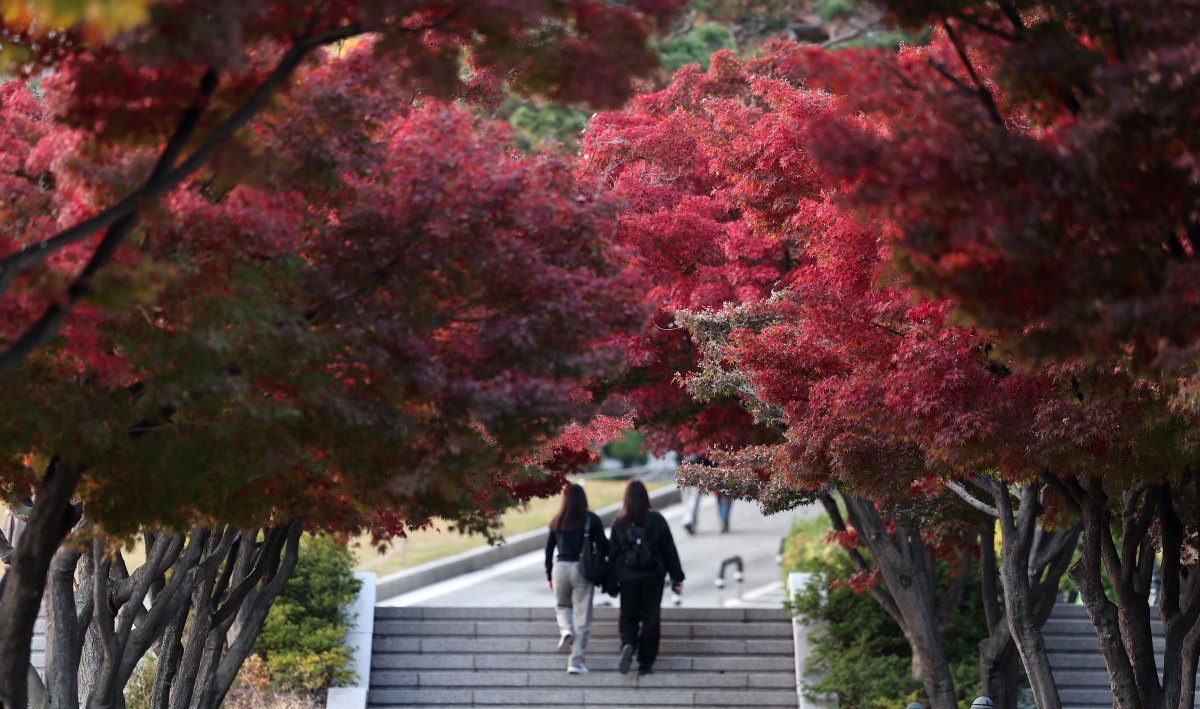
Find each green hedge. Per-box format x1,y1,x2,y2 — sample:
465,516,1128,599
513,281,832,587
784,515,984,709
256,535,362,694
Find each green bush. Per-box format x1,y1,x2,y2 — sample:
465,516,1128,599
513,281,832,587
603,429,649,468
658,23,738,74
124,653,157,709
504,100,588,153
814,0,857,22
255,535,362,694
784,515,984,708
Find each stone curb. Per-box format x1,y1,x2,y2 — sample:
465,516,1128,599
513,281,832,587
326,571,376,709
376,485,681,601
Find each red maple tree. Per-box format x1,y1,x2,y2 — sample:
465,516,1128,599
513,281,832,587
0,7,666,699
596,38,1200,709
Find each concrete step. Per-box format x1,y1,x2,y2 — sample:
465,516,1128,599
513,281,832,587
370,669,795,689
367,687,799,707
1043,634,1166,653
1050,604,1092,619
377,607,790,623
369,707,787,709
373,635,793,656
1059,687,1156,705
1042,618,1165,634
1044,602,1200,707
373,619,793,639
369,605,798,708
371,652,796,673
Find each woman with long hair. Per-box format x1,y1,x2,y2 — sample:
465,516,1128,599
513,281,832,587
608,479,684,676
545,482,607,674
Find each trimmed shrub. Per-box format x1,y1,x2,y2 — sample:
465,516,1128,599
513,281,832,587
255,535,362,695
602,430,649,468
784,515,984,708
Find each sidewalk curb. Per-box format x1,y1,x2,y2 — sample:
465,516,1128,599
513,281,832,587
376,485,682,601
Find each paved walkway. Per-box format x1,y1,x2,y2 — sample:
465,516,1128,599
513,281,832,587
381,497,823,608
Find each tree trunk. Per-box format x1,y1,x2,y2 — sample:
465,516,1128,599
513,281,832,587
28,522,302,709
992,482,1073,709
1001,556,1059,708
0,459,83,709
977,521,1017,709
1155,480,1200,709
979,633,1019,709
840,494,958,708
947,479,1079,709
1066,480,1144,709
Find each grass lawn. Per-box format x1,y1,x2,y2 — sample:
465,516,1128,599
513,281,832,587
353,476,663,578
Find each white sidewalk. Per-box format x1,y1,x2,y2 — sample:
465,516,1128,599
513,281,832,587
381,498,822,608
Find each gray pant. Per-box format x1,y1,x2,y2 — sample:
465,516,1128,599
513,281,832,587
552,560,594,666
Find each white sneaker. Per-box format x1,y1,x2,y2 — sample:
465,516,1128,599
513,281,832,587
567,663,589,674
557,633,573,653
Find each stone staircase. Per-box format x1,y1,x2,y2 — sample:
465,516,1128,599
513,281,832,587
368,606,798,708
32,612,45,677
1044,602,1200,709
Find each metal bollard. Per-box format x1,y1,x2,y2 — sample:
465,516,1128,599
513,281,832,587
715,555,744,589
971,698,995,709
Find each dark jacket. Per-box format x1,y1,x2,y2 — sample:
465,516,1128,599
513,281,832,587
608,509,685,584
544,511,608,582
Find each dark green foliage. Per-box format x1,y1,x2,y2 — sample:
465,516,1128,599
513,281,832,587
658,23,738,74
688,0,797,47
784,516,984,709
603,429,649,467
503,99,588,153
814,0,856,22
255,535,362,694
833,27,930,50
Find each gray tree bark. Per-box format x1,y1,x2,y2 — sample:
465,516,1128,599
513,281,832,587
945,478,1080,709
1049,474,1200,709
21,520,302,709
826,493,960,708
0,458,83,709
977,523,1018,709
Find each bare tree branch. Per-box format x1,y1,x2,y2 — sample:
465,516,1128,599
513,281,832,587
945,480,1001,517
942,19,1006,127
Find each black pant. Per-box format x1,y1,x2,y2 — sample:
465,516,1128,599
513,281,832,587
618,576,665,668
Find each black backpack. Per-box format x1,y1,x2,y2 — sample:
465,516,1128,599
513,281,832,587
579,516,608,585
623,525,658,572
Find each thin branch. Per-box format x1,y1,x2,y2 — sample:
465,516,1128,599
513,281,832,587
0,23,360,292
1031,525,1081,579
937,550,972,626
997,2,1025,32
212,527,287,625
819,493,903,624
0,22,367,374
927,58,978,95
954,13,1018,42
980,522,1002,628
821,29,866,49
1108,7,1129,63
93,540,117,657
1044,473,1084,515
945,480,1001,517
942,20,1006,127
0,66,215,297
